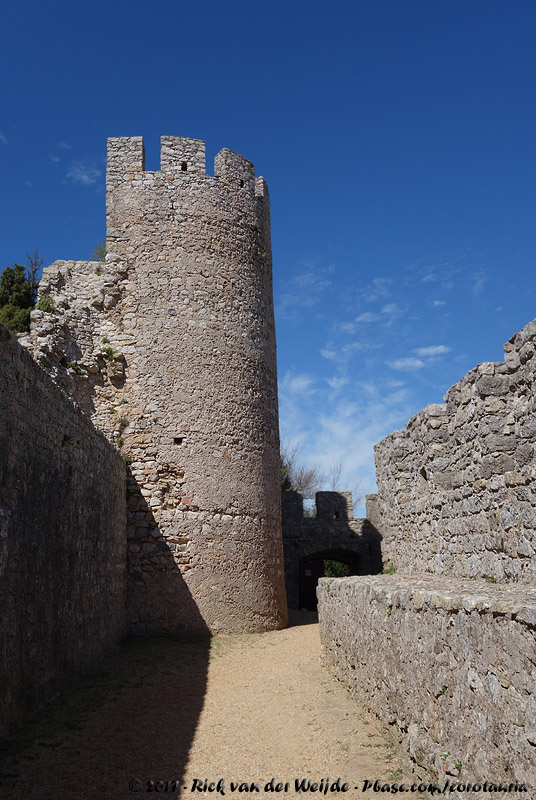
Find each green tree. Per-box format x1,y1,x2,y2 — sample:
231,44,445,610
323,559,352,578
0,251,42,334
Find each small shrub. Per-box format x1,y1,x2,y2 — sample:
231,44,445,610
36,294,54,313
383,566,396,575
92,241,106,262
66,361,85,376
117,417,129,433
102,346,115,361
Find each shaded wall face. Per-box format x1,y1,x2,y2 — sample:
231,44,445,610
374,319,536,583
0,325,127,736
105,137,287,633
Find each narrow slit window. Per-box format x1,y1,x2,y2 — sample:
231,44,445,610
240,179,244,187
181,161,187,172
174,436,184,445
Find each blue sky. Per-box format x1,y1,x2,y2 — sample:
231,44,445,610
2,1,536,513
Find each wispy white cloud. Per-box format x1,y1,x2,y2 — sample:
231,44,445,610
66,161,102,186
57,141,72,150
325,374,349,391
0,132,8,145
320,341,363,362
276,264,334,321
472,270,487,295
355,311,379,323
421,272,437,283
25,181,34,188
389,357,425,371
49,154,60,164
380,302,405,326
320,347,338,361
414,344,451,357
280,371,316,398
432,299,446,306
364,276,392,302
388,343,451,371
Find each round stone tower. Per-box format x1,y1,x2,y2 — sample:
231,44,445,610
106,136,288,633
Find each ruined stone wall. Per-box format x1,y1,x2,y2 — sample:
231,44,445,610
23,135,287,634
374,318,536,582
0,324,126,735
282,491,382,608
319,574,536,788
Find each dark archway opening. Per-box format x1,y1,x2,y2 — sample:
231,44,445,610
298,549,361,611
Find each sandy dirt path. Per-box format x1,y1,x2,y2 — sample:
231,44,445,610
0,614,403,800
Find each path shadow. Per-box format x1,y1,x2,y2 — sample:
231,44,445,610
0,633,211,800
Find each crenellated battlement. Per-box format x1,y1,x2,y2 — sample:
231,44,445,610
106,135,267,194
106,136,145,191
160,135,206,174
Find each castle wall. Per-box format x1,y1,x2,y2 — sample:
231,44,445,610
373,318,536,582
318,574,536,788
0,324,126,735
22,135,287,634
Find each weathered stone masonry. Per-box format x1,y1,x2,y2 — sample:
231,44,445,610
0,324,126,736
22,135,288,635
318,318,536,787
319,575,536,787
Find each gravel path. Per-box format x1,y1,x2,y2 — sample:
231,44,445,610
0,614,403,799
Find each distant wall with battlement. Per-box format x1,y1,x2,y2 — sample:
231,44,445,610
0,324,126,736
22,135,287,634
282,491,382,609
372,318,536,582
